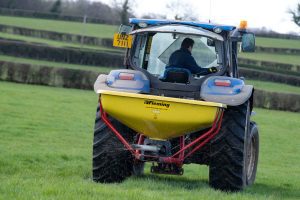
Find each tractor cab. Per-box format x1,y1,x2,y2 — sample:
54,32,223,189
111,18,255,99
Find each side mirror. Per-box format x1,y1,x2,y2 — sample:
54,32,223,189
241,33,255,52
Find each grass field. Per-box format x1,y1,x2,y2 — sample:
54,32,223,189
256,37,300,49
0,55,114,73
239,52,300,66
1,53,299,94
0,32,122,52
0,81,299,200
1,15,299,72
1,15,300,50
0,15,118,38
246,80,300,94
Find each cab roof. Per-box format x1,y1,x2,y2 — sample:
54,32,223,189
129,18,236,32
130,24,224,41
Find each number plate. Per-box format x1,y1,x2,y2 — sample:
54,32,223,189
113,33,133,48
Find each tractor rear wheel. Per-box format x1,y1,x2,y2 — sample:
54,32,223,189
92,103,143,183
209,101,253,191
245,121,259,186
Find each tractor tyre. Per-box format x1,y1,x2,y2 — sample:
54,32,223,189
209,101,251,191
245,121,259,186
93,103,142,183
132,161,145,176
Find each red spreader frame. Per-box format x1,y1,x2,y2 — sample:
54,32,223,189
99,102,224,167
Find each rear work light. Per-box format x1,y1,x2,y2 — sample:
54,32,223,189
214,79,231,87
118,72,135,80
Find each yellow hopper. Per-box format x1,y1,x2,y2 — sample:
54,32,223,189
100,90,226,140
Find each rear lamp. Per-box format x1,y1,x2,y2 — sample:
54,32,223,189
119,72,135,80
214,79,231,87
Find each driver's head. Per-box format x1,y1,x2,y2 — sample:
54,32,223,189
181,38,194,52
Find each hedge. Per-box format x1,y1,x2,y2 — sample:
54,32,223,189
255,32,300,40
1,39,299,87
255,46,300,55
0,24,113,47
0,61,98,89
2,24,300,56
1,61,299,112
239,68,300,86
254,89,300,112
0,7,116,25
0,39,124,67
238,58,300,76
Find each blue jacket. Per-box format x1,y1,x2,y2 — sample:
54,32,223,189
167,48,210,75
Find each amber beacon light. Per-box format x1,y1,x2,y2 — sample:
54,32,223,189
239,20,248,29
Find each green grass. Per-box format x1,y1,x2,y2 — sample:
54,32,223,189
239,52,300,66
0,15,117,38
256,37,300,49
246,80,300,94
0,54,113,73
0,81,299,200
1,15,299,50
0,32,122,52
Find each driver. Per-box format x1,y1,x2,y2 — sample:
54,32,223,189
167,38,218,75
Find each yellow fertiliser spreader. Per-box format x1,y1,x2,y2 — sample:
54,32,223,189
100,90,226,140
92,19,259,192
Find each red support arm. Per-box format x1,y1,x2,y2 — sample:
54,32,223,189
100,100,224,166
100,103,136,156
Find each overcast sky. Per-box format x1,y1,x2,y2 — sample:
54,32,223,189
92,0,300,34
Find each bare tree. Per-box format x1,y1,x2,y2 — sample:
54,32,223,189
289,3,300,27
112,0,135,25
166,0,198,21
0,0,123,24
121,0,129,24
0,0,51,11
50,0,62,14
141,13,167,19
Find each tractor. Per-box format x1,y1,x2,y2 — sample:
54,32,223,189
92,18,259,191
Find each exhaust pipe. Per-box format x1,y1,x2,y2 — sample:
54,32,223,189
132,144,160,152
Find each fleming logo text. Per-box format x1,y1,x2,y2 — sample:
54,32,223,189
144,100,170,108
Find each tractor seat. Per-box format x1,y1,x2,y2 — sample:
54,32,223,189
160,67,191,84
